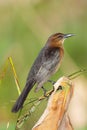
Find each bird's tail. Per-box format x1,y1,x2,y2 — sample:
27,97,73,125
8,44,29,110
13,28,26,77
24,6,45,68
12,79,36,113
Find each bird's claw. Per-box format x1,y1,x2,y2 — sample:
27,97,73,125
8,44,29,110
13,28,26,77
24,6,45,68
41,86,48,98
48,80,55,85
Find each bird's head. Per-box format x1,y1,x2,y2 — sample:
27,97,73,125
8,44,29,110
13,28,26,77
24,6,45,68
47,33,75,48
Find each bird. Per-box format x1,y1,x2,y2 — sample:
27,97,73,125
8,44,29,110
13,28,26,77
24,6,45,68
12,33,75,113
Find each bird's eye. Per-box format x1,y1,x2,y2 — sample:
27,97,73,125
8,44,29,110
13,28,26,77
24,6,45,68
58,35,62,39
57,85,63,91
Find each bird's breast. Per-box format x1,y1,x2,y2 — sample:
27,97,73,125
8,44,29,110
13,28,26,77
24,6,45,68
52,47,64,73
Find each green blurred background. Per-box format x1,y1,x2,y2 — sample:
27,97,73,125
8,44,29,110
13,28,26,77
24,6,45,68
0,0,87,130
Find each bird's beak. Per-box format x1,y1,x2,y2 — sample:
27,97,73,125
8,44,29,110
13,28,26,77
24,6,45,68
63,34,76,39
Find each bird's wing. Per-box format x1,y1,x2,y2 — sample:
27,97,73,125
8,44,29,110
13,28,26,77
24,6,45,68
37,47,60,78
35,48,60,91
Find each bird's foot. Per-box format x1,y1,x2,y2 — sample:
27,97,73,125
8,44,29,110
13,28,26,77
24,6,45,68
48,80,55,85
41,86,48,97
48,80,55,92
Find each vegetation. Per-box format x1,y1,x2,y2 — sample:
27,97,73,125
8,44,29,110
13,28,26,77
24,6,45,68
0,0,87,130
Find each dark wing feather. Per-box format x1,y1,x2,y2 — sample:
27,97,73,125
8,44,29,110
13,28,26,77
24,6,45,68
35,47,60,91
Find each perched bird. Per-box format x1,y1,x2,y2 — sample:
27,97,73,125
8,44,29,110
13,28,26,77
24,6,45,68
12,33,74,113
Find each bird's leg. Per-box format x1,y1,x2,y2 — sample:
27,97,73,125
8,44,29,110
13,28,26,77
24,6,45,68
41,86,48,97
48,80,55,91
48,80,55,85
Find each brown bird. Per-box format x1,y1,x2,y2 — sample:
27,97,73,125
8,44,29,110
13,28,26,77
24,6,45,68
12,33,74,113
